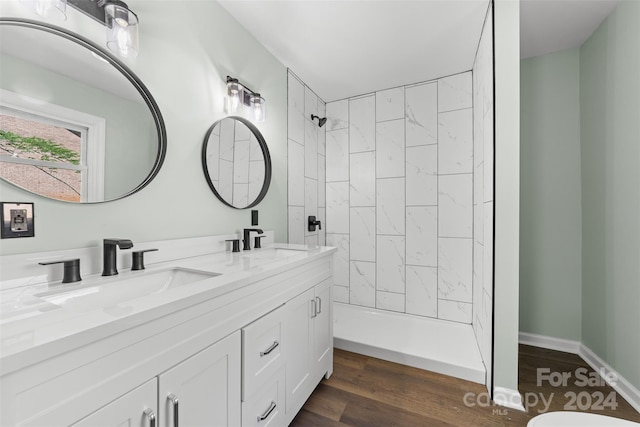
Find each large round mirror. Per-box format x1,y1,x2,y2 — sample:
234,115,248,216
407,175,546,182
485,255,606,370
202,116,271,209
0,18,166,203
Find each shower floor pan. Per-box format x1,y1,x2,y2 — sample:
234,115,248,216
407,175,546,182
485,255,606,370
333,302,486,384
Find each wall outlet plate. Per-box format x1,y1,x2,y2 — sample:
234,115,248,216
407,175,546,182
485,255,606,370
1,202,35,238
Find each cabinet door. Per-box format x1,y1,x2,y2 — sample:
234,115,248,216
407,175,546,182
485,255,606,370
284,287,314,414
71,379,157,427
158,331,241,427
313,279,333,377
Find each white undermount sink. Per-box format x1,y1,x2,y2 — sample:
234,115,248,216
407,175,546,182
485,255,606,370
34,267,220,312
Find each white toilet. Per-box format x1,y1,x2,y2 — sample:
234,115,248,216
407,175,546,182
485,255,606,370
527,412,640,426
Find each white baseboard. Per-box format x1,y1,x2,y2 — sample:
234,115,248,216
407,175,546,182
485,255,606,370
578,344,640,414
519,332,640,414
519,331,581,354
493,387,526,411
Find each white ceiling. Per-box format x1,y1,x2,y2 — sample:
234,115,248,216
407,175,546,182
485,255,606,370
219,0,618,103
520,0,618,59
219,0,490,102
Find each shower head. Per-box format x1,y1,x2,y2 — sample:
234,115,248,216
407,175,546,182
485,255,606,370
311,114,327,128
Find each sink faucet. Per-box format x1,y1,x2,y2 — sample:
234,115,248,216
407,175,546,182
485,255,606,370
102,238,134,276
243,228,263,250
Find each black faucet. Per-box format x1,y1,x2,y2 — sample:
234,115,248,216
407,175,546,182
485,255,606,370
39,259,82,283
243,228,263,250
102,238,134,276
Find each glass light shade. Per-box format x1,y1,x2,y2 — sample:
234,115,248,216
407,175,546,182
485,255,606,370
226,79,243,114
250,93,266,122
105,2,139,58
21,0,67,20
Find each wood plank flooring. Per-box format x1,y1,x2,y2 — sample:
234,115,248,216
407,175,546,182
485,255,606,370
290,345,640,426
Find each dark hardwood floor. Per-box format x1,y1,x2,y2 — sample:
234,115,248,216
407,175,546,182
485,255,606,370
290,345,640,426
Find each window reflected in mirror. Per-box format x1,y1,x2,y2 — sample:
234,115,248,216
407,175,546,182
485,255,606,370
0,109,92,202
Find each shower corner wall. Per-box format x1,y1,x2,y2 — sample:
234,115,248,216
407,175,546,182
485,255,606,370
471,1,495,394
286,69,326,248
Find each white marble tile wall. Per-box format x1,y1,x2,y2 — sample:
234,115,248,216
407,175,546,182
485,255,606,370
406,206,437,266
350,152,376,206
471,4,494,393
350,261,376,307
376,87,405,121
350,207,376,262
406,82,438,147
437,71,474,324
376,178,405,235
349,95,376,152
327,233,349,302
320,70,487,325
376,291,405,313
287,71,326,247
326,182,349,234
376,235,405,294
406,145,438,206
406,265,438,317
376,119,405,178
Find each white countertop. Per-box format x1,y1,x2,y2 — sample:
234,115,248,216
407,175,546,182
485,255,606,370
0,243,336,375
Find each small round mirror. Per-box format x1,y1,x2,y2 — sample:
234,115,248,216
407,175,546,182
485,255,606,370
202,116,271,209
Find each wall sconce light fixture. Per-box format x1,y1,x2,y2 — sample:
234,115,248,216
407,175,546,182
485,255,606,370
103,0,139,58
226,76,266,122
23,0,139,58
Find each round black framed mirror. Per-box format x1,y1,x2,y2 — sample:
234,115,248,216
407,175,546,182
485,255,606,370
202,116,271,209
0,18,166,203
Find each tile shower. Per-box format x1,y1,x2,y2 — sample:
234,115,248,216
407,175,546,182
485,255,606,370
323,71,476,323
287,71,326,247
286,4,493,390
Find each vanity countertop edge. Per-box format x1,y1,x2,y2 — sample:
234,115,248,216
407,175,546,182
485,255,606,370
0,243,336,376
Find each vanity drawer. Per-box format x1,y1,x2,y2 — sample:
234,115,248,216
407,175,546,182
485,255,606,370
242,304,285,399
242,367,285,427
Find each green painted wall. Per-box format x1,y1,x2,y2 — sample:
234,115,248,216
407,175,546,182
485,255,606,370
580,0,640,389
0,0,288,254
520,0,639,390
520,48,582,341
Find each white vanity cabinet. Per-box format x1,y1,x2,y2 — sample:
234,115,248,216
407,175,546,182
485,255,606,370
284,278,333,418
71,379,158,427
17,332,241,427
0,247,335,427
158,332,241,427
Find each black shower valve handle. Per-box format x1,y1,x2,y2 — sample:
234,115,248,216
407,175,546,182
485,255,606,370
308,216,322,232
